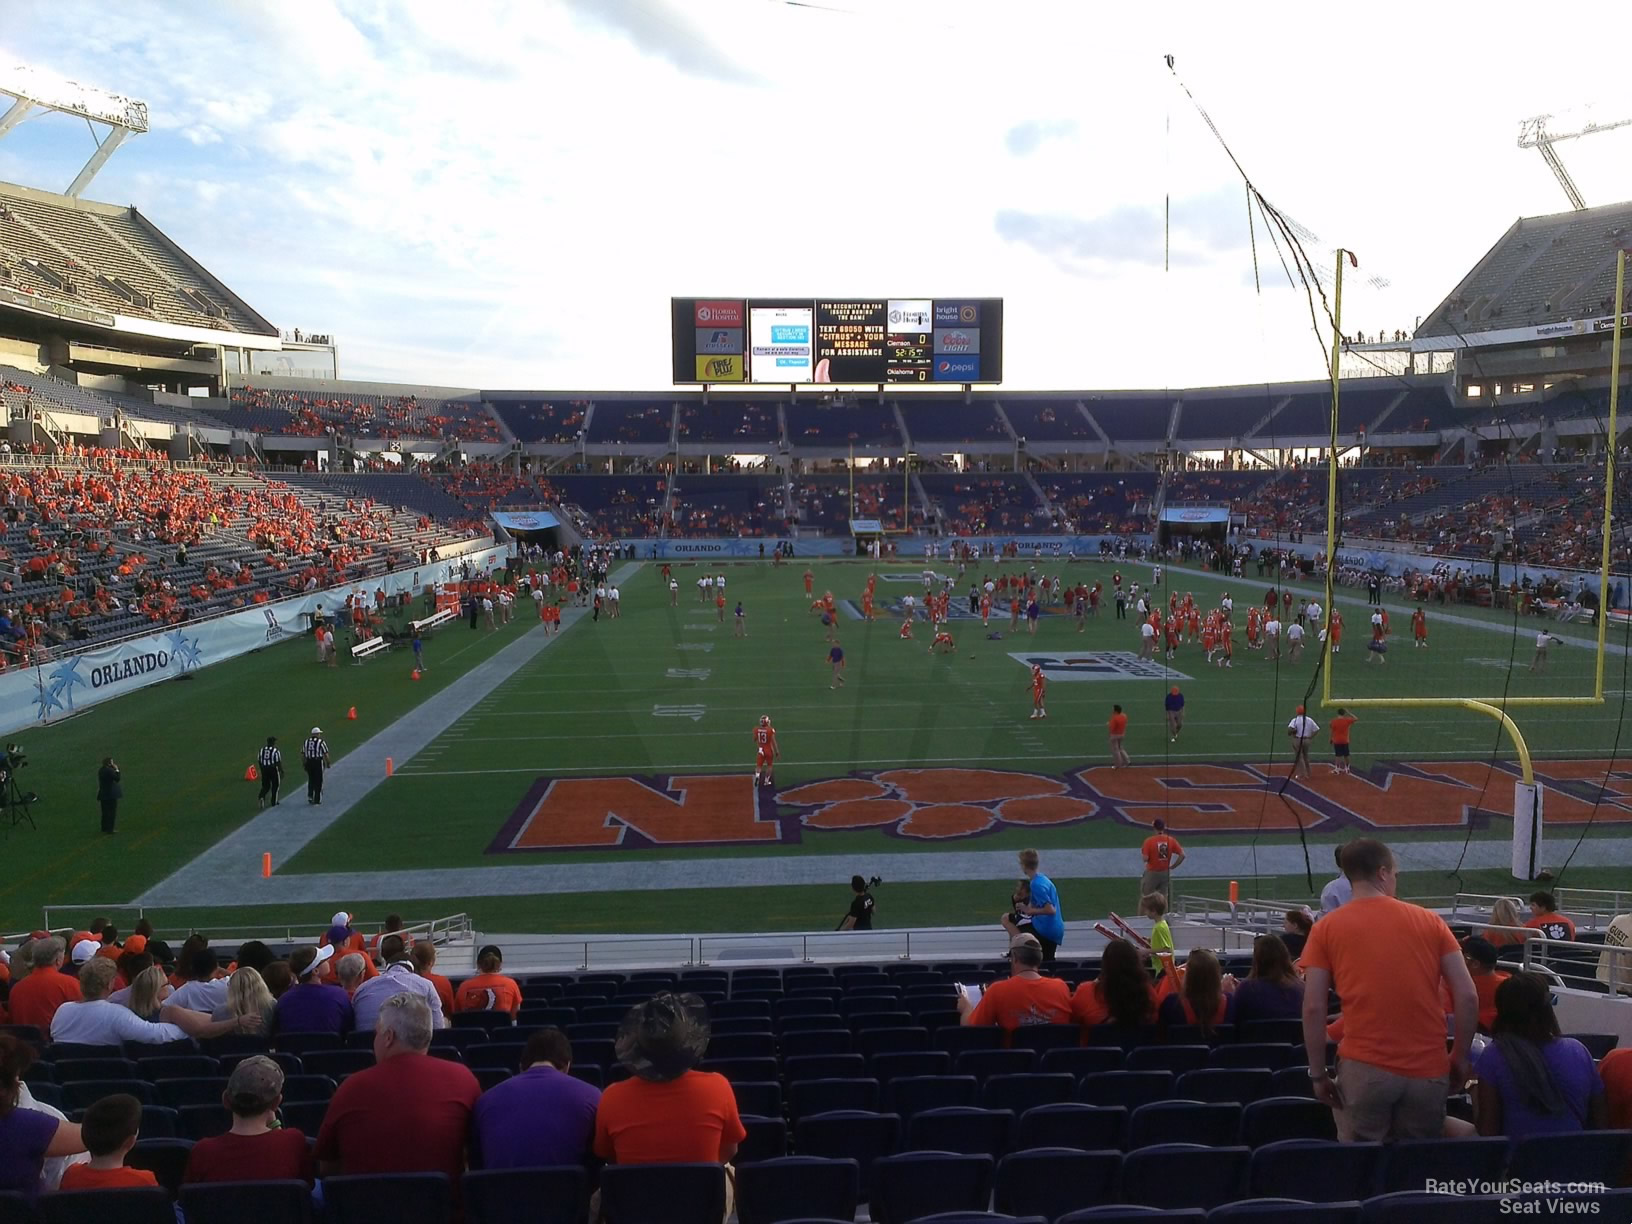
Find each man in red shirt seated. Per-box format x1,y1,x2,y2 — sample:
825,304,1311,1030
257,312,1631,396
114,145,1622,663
957,933,1073,1042
315,992,481,1183
7,937,81,1031
184,1055,316,1186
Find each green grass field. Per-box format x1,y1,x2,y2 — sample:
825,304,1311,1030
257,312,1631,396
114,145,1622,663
6,558,1632,937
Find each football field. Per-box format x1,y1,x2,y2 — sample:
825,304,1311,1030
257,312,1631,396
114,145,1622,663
6,557,1632,938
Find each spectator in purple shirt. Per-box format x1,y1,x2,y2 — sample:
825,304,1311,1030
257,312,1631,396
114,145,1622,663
272,946,353,1035
472,1028,600,1170
1474,971,1605,1146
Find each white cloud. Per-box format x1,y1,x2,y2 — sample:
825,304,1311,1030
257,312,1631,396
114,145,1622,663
1,1,1631,391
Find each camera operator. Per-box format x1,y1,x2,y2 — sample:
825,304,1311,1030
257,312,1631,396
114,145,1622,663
839,875,876,931
96,756,122,835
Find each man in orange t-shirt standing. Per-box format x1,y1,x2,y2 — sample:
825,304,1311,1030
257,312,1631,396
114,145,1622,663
1300,838,1477,1142
958,934,1072,1042
1107,704,1130,768
1328,708,1357,775
1138,818,1185,903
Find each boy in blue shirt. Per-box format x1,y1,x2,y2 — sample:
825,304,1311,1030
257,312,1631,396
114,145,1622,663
1018,847,1064,961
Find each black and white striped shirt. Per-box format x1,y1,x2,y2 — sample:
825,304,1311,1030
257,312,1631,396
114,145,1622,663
302,736,327,762
259,745,283,770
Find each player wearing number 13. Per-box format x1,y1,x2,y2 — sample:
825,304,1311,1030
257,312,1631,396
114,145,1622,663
752,716,778,788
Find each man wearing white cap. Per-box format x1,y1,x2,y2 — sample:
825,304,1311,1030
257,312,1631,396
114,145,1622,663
273,944,354,1034
302,727,330,805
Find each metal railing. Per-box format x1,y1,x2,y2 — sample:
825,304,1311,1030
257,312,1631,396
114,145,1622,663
28,910,474,950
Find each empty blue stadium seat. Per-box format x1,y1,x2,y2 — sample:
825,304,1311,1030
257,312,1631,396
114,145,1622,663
1207,1200,1360,1224
1175,1069,1274,1106
982,1072,1076,1113
1358,1193,1504,1224
601,1164,726,1224
793,1112,901,1200
869,1152,994,1224
1238,1095,1337,1145
1249,1140,1381,1204
1079,1071,1174,1110
461,1166,588,1224
1017,1102,1128,1152
1121,1144,1250,1210
788,1077,879,1119
36,1188,173,1224
1375,1137,1506,1195
1129,1100,1242,1149
735,1157,860,1224
883,1075,979,1121
178,1180,314,1224
994,1147,1122,1220
906,1106,1015,1157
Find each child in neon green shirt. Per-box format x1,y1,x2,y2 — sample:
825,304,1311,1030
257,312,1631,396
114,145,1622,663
1142,892,1174,976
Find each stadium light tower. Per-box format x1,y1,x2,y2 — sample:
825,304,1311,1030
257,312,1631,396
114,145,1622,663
1517,112,1632,211
0,63,149,198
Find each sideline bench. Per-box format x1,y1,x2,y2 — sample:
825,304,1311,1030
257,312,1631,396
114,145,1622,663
411,608,458,634
351,636,389,663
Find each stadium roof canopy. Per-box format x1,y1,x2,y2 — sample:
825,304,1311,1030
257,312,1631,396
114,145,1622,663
0,180,277,346
1416,199,1632,348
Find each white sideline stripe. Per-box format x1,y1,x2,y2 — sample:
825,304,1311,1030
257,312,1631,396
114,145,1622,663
131,562,645,909
124,836,1632,908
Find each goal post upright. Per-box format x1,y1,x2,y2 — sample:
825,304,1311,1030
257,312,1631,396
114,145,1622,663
1316,252,1622,879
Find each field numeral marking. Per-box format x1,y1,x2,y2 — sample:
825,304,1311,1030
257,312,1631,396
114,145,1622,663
666,668,713,680
676,643,713,652
653,704,707,721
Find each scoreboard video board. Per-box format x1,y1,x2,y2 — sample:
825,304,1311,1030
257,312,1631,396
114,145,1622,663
672,297,1003,384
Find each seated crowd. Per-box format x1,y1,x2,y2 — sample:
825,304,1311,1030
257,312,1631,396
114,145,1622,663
1,848,1628,1221
228,387,501,442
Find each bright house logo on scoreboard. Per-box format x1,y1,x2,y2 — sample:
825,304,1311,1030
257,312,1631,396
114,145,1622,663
935,301,980,326
1010,652,1192,682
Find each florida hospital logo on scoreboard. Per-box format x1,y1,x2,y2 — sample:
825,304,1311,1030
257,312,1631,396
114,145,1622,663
1010,652,1192,682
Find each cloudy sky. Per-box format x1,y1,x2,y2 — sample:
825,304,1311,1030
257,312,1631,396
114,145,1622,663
3,1,1630,392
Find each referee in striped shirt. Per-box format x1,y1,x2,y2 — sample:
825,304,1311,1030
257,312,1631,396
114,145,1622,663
302,726,330,805
257,736,283,809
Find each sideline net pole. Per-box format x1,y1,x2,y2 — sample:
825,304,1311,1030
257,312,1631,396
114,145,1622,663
1322,250,1345,709
1595,249,1624,701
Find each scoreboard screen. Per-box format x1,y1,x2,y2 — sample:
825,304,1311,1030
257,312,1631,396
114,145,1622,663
672,297,1003,384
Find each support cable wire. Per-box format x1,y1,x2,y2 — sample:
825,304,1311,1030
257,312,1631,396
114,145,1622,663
1163,56,1618,891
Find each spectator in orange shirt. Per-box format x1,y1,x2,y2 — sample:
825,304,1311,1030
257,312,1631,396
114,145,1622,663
594,994,745,1171
455,945,522,1018
959,934,1073,1041
1451,937,1510,1033
366,914,415,958
1107,704,1130,768
7,937,81,1031
1524,892,1576,942
1071,938,1159,1030
58,1094,155,1191
1300,838,1477,1141
1599,1046,1632,1129
1138,819,1184,903
410,942,454,1018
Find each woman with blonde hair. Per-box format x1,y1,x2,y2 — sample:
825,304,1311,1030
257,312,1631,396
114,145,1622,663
125,965,171,1022
1486,898,1527,948
213,967,276,1031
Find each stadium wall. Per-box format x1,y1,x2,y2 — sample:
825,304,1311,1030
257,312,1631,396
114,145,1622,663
0,544,509,738
625,534,1127,560
1278,538,1627,608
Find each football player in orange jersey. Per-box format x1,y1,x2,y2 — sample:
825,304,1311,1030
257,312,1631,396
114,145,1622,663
1029,664,1048,719
930,628,956,655
980,593,992,626
899,613,914,640
1412,607,1428,648
1217,616,1234,668
861,589,875,620
753,715,779,787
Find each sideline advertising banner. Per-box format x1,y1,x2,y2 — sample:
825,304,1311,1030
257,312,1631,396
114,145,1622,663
0,545,508,737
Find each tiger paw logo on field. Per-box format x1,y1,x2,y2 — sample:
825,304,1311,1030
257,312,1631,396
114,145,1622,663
777,768,1096,840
